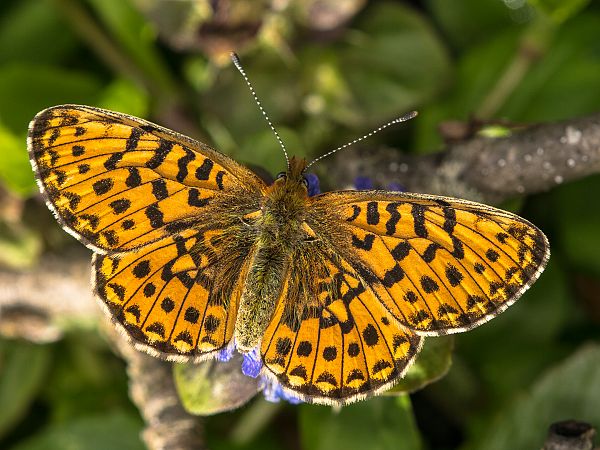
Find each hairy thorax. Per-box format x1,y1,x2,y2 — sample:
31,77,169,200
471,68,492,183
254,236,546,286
234,166,312,351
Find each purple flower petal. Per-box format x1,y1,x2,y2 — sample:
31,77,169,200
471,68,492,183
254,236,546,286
387,182,405,192
216,339,236,362
241,347,262,378
260,377,302,404
305,173,321,196
354,176,373,190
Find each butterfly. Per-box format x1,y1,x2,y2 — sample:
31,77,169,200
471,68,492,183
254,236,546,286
27,57,549,406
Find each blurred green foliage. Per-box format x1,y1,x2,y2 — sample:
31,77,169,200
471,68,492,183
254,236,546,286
0,0,600,449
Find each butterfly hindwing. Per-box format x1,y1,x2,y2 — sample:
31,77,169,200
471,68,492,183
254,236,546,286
28,105,266,253
94,227,254,360
260,245,422,405
308,191,550,335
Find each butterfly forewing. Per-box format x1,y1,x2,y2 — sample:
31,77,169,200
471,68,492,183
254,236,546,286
28,105,266,253
28,105,266,360
309,191,549,335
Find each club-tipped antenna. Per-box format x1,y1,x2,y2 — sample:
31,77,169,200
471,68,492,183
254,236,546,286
230,52,290,168
305,111,418,170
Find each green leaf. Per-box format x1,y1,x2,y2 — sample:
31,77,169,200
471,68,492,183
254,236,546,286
174,355,260,416
457,260,572,401
414,30,520,151
0,64,101,134
500,13,600,121
529,0,591,23
85,0,177,97
0,123,36,196
300,396,422,450
97,78,150,118
0,1,77,65
0,339,51,439
469,343,600,450
551,175,600,276
237,127,306,176
10,412,144,450
386,336,454,395
340,2,451,125
425,0,516,50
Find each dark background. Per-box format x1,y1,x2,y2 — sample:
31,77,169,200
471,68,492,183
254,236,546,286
0,1,599,449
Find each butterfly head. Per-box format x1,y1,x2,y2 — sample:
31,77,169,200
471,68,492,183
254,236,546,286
271,156,309,196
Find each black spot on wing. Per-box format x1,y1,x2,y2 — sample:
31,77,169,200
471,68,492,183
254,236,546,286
161,297,175,312
385,202,401,235
125,167,142,188
184,307,200,324
176,148,195,182
126,128,142,152
147,139,174,169
382,264,405,288
445,264,463,287
420,276,439,293
297,341,312,357
412,204,428,238
362,324,379,346
347,205,361,222
442,207,456,234
352,233,375,250
109,198,131,214
146,204,164,228
215,171,226,190
151,179,169,201
195,158,213,181
92,178,113,196
391,241,411,260
366,202,380,225
104,152,123,170
133,260,151,278
72,145,85,157
422,243,441,263
188,188,210,207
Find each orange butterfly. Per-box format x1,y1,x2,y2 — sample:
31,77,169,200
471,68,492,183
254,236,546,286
28,54,549,405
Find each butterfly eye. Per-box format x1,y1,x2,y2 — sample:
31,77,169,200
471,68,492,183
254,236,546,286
276,172,287,180
301,176,309,188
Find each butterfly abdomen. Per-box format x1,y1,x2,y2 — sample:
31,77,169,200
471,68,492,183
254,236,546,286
235,243,288,351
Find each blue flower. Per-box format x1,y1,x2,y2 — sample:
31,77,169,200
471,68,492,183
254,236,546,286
260,377,302,404
216,339,235,362
354,176,373,190
387,182,405,192
305,173,321,196
241,347,262,378
216,338,303,404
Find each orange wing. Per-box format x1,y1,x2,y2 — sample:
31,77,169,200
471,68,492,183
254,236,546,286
28,105,266,253
93,220,255,361
307,191,550,335
28,105,265,360
260,245,422,405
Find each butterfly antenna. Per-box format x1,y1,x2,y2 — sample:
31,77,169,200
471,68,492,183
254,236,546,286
230,52,290,169
304,111,418,170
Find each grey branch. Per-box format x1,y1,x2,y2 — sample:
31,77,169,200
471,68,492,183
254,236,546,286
542,420,597,450
326,113,600,204
109,327,206,450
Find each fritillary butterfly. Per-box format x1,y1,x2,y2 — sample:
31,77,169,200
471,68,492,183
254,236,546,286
27,58,549,405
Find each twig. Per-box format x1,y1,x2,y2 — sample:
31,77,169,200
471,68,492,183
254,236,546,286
326,113,600,204
542,420,597,450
